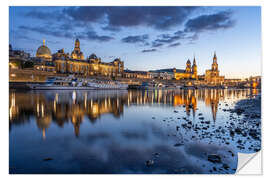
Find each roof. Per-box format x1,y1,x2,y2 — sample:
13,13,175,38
149,68,185,73
124,70,149,74
36,45,51,58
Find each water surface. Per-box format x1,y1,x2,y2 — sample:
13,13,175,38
9,89,261,174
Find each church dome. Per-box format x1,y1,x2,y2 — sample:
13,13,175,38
36,40,52,59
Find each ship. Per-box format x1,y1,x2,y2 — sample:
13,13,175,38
27,77,128,90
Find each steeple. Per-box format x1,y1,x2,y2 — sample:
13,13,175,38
213,51,217,63
186,59,191,65
212,51,218,71
192,54,198,79
75,38,80,49
185,59,191,73
193,54,196,65
43,39,45,46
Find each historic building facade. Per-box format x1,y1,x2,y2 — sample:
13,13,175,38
124,70,151,79
173,57,198,80
204,52,224,85
34,39,124,77
34,40,55,72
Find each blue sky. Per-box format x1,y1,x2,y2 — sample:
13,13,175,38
9,6,261,78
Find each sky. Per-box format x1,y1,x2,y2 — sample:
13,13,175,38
9,6,261,78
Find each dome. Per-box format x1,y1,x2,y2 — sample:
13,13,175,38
36,40,52,59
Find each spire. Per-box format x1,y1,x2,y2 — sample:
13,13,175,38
75,38,80,49
43,39,45,46
193,53,196,65
213,51,217,63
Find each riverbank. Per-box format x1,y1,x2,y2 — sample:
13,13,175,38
227,94,261,151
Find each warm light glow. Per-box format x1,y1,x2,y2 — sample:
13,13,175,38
252,82,258,88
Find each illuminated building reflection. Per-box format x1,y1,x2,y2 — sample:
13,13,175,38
9,89,256,138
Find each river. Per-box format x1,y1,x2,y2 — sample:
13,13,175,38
9,88,261,174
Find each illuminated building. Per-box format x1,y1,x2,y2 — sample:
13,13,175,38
150,56,198,80
34,40,55,72
149,69,175,80
204,52,225,85
9,44,31,69
53,39,124,77
71,39,84,60
124,70,151,79
173,56,198,80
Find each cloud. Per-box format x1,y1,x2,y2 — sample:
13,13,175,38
184,10,235,33
85,31,114,42
155,34,183,44
148,10,235,48
24,9,65,21
141,49,157,53
19,25,114,42
151,41,164,48
151,32,185,48
102,25,121,32
19,25,73,39
168,42,181,48
63,7,107,23
62,6,199,31
121,34,149,45
18,7,236,49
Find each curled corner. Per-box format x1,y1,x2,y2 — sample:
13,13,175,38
236,151,262,174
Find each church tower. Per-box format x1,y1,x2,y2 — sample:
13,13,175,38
71,38,84,60
75,38,80,51
185,59,191,73
192,55,198,79
211,51,218,71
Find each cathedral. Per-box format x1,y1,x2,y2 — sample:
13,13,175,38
173,56,198,80
204,52,225,85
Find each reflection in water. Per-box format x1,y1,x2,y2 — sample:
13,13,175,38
9,88,260,174
9,89,257,137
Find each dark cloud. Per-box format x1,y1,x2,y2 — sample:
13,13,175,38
149,10,235,48
121,34,149,45
184,10,235,33
102,25,121,32
85,31,114,42
155,34,183,43
151,33,185,47
141,49,157,53
62,6,199,31
151,41,164,48
174,30,186,36
19,25,114,42
20,7,236,48
19,25,73,39
24,10,65,21
63,7,107,23
168,42,181,48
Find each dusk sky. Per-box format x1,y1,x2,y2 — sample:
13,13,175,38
9,6,261,78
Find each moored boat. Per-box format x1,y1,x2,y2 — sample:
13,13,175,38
27,77,128,90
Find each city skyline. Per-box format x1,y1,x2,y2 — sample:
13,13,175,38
9,6,262,79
